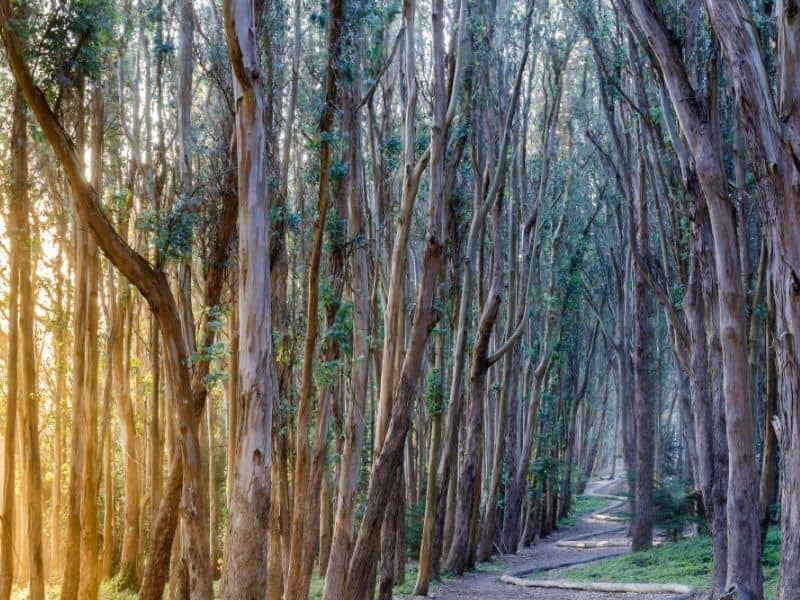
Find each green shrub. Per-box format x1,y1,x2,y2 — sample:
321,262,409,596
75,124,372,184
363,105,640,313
652,480,699,541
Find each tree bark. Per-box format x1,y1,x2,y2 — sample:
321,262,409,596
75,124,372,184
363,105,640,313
758,293,778,547
220,0,276,595
139,457,182,600
413,398,442,595
0,87,23,600
78,85,103,600
114,283,140,588
631,149,654,551
446,188,506,575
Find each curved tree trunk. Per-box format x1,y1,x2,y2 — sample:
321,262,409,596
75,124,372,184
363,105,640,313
700,3,800,597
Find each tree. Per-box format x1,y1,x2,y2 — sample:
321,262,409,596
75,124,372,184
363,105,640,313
220,0,276,594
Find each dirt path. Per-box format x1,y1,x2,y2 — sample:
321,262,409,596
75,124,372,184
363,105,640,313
401,476,680,599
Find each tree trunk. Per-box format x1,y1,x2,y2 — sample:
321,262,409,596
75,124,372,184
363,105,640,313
284,0,345,595
321,78,372,600
0,87,23,600
318,464,333,578
78,85,104,600
16,80,45,600
103,261,141,590
478,127,539,562
413,408,442,595
139,456,182,600
501,66,567,550
580,378,610,492
631,150,654,551
50,214,68,580
149,317,162,522
758,295,778,547
101,424,114,579
220,0,275,595
208,397,219,579
700,3,800,597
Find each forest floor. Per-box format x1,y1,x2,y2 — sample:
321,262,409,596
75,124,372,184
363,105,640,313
402,475,688,599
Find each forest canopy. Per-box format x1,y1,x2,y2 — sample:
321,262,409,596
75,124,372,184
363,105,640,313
0,0,798,599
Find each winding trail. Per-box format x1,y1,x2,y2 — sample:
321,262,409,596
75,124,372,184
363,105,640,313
402,475,688,599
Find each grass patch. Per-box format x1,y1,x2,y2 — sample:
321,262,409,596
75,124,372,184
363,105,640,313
545,527,781,599
558,494,610,528
475,558,508,573
309,573,325,599
98,577,139,600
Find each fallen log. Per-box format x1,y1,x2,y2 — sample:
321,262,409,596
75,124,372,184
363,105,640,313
555,539,630,548
557,525,626,542
500,575,695,595
556,538,663,549
590,513,627,522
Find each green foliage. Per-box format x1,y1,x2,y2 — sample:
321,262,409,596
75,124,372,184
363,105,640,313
308,565,420,599
33,0,116,91
309,0,329,30
108,189,133,223
669,280,684,311
382,134,402,171
330,158,348,181
205,305,227,334
135,206,196,263
531,453,557,481
190,306,229,387
324,212,347,252
315,358,343,388
325,299,354,356
424,368,443,415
